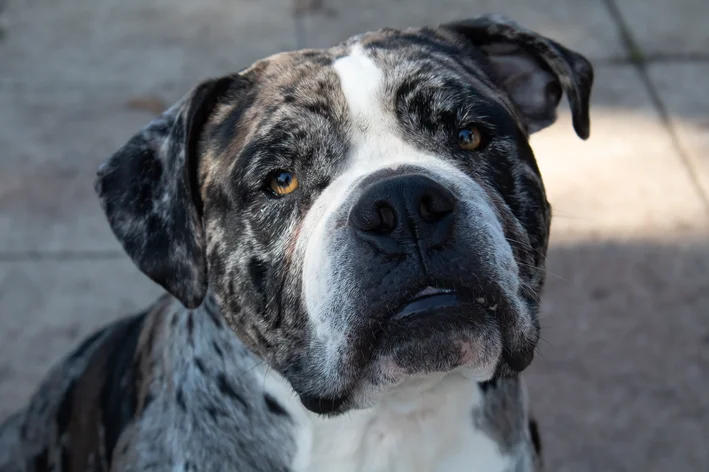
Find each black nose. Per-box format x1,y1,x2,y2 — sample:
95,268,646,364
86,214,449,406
349,174,456,251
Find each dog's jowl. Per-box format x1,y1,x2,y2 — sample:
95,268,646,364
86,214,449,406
0,14,592,472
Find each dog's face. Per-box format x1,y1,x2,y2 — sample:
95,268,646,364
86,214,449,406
96,15,592,415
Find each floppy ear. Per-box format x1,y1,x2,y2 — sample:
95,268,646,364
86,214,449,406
95,77,233,308
440,14,594,139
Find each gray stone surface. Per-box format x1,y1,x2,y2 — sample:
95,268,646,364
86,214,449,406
648,63,709,201
0,258,162,420
527,238,709,472
0,83,189,253
0,0,298,86
297,0,625,60
615,0,709,57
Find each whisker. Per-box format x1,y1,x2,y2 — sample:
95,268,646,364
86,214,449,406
537,335,553,347
504,236,545,259
235,359,267,382
515,260,567,282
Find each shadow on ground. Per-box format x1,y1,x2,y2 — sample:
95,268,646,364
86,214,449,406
527,237,709,472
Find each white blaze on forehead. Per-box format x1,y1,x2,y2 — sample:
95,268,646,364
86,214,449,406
333,44,385,132
332,44,441,177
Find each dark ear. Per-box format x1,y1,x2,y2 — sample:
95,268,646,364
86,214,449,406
440,14,594,139
95,77,233,308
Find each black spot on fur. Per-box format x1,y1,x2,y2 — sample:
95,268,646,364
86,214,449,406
176,388,187,411
100,314,145,464
32,449,49,470
478,378,498,392
214,77,258,156
186,312,194,344
55,380,75,436
194,357,207,374
206,405,219,422
248,257,268,296
303,102,331,120
485,156,516,200
19,419,28,440
184,461,197,471
142,392,155,411
364,30,464,61
302,50,333,66
206,307,223,328
65,327,105,364
395,77,438,134
212,340,224,358
128,150,164,214
529,418,543,456
205,182,233,221
217,373,248,409
61,448,70,471
264,393,290,418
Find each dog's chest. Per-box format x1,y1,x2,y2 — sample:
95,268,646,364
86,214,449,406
284,374,513,472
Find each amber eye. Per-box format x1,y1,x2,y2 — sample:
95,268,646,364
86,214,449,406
457,126,483,151
268,171,299,196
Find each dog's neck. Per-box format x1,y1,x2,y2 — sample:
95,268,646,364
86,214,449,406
273,363,514,472
186,293,523,472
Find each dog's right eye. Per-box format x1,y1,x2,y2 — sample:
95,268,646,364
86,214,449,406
457,126,484,151
266,170,299,197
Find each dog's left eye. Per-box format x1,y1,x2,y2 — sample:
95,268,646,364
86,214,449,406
457,126,484,151
266,170,299,196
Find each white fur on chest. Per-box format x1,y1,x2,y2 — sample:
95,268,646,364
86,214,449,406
266,371,512,472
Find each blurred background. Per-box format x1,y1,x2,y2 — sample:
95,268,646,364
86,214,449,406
0,0,707,470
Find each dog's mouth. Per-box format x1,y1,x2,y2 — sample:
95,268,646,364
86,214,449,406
296,284,536,416
393,287,460,319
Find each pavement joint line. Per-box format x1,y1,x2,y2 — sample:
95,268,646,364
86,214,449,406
0,250,126,263
641,53,709,63
596,55,709,65
602,0,709,216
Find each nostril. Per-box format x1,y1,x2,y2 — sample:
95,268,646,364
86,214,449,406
350,200,398,234
419,193,454,223
377,204,397,234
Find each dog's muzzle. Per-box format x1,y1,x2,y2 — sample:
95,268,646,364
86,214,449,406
297,167,538,414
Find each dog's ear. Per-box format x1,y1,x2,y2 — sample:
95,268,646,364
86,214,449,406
95,77,234,308
440,14,593,139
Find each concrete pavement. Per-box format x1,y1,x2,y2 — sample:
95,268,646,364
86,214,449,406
1,0,707,470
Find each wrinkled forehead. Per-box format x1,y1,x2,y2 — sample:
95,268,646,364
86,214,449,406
260,29,519,119
204,28,522,181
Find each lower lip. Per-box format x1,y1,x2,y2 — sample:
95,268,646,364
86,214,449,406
393,293,461,319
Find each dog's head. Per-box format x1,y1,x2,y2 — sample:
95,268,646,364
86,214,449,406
96,15,592,415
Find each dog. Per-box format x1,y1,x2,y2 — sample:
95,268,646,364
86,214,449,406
0,14,592,472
